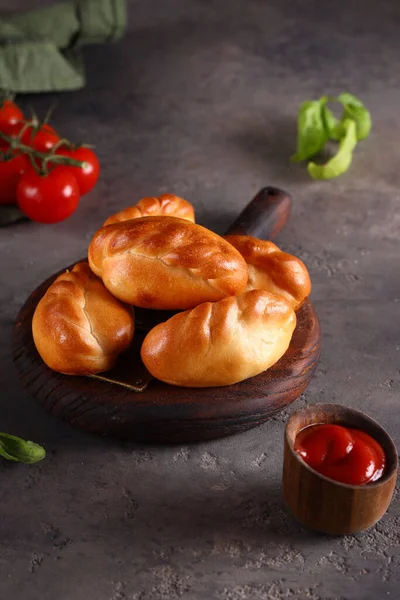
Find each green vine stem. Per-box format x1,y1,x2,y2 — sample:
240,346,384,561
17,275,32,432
52,138,96,152
0,131,88,176
42,103,57,125
52,137,75,152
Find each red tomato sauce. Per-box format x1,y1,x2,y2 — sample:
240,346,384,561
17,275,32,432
294,424,386,485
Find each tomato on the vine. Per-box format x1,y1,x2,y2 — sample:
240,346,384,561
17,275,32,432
0,100,24,135
55,146,100,195
17,165,80,223
8,122,60,153
0,151,29,204
28,124,59,153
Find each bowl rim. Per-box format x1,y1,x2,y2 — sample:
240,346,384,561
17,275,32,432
285,402,399,490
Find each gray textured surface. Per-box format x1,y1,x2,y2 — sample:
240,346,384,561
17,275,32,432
1,1,400,599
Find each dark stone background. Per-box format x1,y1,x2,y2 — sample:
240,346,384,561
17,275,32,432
1,1,399,598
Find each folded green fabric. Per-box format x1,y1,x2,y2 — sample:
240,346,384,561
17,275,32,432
0,0,126,93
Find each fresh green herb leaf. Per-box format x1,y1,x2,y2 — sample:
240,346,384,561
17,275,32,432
321,105,341,141
307,119,357,180
291,99,328,162
335,92,372,141
336,92,365,108
292,92,371,179
0,432,46,464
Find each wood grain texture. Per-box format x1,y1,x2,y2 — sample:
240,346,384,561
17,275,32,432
282,404,398,535
13,280,320,443
12,186,321,443
225,186,291,238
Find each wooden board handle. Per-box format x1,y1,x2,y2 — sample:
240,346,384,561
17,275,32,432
224,186,292,240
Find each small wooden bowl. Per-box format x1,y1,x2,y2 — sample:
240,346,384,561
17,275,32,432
282,403,398,535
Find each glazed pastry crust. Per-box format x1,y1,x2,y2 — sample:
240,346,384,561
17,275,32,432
223,235,311,310
32,262,134,375
88,216,248,310
141,290,296,387
103,194,195,226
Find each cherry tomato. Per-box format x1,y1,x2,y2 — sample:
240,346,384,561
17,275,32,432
0,100,24,135
28,124,59,153
0,151,29,204
7,122,59,152
7,122,60,153
17,165,80,223
55,146,100,195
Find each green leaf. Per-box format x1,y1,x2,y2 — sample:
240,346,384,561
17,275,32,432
292,92,371,179
321,105,341,141
0,433,46,464
336,92,364,107
335,93,372,141
307,119,357,180
291,99,328,162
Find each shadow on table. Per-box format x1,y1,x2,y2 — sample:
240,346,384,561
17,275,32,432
226,115,313,186
81,477,326,553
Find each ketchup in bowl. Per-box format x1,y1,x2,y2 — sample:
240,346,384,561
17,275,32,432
294,424,386,485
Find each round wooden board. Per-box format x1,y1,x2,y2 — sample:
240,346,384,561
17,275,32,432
12,267,321,443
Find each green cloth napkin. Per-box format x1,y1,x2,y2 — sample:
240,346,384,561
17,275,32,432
0,0,126,93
